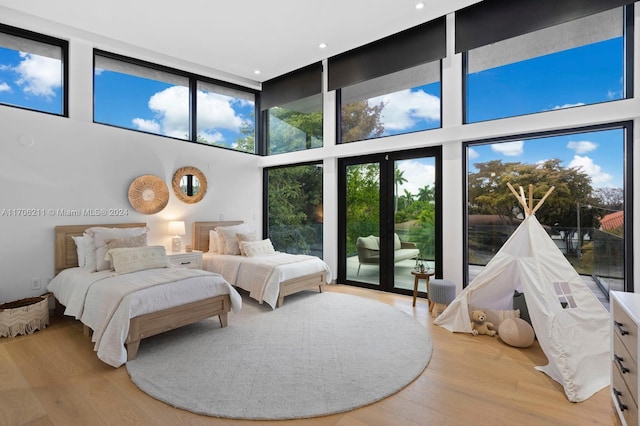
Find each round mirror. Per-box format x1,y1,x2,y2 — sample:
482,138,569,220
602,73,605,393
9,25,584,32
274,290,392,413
172,166,207,204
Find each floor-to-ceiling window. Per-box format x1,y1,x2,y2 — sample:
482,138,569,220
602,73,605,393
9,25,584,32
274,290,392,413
338,147,442,296
465,123,632,294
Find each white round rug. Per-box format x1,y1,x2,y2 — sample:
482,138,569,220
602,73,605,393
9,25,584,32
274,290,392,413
126,291,432,420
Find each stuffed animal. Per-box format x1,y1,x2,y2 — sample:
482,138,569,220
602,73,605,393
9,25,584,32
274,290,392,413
470,310,497,336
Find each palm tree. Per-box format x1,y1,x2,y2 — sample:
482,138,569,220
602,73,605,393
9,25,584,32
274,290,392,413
394,167,408,214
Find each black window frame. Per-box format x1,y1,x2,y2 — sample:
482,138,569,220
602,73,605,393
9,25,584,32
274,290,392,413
0,23,69,117
93,49,259,153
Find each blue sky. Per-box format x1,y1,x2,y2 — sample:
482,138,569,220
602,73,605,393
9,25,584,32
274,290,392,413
0,34,624,190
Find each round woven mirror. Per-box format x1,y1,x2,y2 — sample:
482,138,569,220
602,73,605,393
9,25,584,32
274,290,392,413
172,166,207,204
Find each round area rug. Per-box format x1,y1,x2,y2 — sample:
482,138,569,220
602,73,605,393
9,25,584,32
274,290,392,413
126,291,432,420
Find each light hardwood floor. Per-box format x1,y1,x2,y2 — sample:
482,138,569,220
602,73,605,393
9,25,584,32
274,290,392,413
1,285,620,426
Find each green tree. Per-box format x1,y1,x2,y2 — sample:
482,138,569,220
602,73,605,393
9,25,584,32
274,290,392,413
268,106,322,154
340,100,385,143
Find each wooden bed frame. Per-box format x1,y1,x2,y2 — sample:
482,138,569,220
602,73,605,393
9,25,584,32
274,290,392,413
192,221,326,307
54,223,232,361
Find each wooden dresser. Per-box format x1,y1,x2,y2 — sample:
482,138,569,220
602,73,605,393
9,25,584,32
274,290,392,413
611,291,640,426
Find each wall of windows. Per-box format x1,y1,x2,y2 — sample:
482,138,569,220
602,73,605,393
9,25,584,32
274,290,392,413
0,24,67,116
93,50,257,153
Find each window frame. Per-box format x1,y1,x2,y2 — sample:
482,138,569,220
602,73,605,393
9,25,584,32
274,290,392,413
93,49,259,153
462,121,634,293
0,23,69,117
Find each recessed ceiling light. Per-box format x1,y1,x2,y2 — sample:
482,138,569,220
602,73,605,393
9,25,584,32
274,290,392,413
415,2,425,10
319,43,327,49
254,70,261,75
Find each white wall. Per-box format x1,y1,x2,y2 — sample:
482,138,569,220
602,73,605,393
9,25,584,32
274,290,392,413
2,9,640,303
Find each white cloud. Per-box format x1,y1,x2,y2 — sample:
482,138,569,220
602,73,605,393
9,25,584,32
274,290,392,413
371,89,440,131
468,148,479,159
569,155,613,186
132,118,161,134
491,140,523,156
397,159,436,196
567,140,597,154
132,86,247,140
552,102,585,110
0,82,11,93
15,53,61,99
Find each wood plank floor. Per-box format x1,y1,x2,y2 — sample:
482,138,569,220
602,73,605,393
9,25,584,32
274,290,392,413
0,285,620,426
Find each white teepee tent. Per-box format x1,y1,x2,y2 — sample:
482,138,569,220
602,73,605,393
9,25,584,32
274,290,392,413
435,184,610,402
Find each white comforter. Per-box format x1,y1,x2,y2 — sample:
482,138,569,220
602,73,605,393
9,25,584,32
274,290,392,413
202,252,332,308
47,267,242,368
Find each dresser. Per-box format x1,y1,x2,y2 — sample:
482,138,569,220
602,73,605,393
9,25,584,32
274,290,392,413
167,250,203,269
611,291,640,426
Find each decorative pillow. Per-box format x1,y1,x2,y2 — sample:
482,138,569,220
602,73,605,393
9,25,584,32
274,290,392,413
241,238,276,257
393,233,402,250
469,306,520,328
107,246,169,275
499,317,535,348
72,235,86,268
209,230,219,253
236,231,259,256
357,235,379,250
215,224,251,255
103,234,148,266
85,226,149,272
82,232,96,271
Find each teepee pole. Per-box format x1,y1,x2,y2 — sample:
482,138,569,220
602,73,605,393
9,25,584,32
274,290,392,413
507,182,529,213
529,184,533,213
531,186,555,215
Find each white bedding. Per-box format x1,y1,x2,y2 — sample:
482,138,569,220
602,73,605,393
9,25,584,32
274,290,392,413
47,267,241,368
202,252,332,308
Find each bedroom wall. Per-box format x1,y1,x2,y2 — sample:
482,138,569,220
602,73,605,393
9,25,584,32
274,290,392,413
0,20,262,303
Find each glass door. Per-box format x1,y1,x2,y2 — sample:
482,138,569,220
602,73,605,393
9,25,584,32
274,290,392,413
339,148,441,296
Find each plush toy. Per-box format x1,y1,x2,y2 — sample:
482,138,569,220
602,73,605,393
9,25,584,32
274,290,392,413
470,310,497,336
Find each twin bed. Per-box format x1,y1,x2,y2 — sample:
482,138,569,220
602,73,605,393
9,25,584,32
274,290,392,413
48,221,332,368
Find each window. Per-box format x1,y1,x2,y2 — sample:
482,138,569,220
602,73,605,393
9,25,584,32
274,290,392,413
466,124,630,294
265,163,323,257
0,24,67,115
464,7,628,122
94,52,190,139
94,50,258,152
340,61,441,143
196,81,255,152
262,63,323,155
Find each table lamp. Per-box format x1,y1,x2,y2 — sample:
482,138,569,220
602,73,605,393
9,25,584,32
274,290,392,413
168,220,186,252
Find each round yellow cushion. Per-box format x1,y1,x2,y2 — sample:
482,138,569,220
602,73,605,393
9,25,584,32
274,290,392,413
498,317,535,348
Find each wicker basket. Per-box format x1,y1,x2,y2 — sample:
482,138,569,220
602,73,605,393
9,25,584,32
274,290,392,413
0,293,50,338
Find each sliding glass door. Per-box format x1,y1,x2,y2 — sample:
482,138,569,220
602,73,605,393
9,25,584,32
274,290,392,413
339,147,442,295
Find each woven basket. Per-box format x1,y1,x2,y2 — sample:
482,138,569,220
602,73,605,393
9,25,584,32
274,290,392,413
0,293,50,338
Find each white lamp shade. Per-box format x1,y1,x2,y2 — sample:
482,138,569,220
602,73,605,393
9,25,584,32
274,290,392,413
168,220,186,236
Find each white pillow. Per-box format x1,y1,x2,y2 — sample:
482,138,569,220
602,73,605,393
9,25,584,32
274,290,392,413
236,231,258,256
71,235,86,268
81,232,96,271
209,230,219,253
107,246,169,275
241,238,276,257
85,226,149,272
215,224,251,255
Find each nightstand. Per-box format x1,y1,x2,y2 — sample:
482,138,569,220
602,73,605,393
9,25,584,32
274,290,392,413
167,250,203,269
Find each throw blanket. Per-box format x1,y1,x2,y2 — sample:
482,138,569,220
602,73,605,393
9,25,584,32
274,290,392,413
203,252,332,308
48,267,242,367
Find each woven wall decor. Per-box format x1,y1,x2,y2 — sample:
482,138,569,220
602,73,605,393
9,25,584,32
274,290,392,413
128,175,169,214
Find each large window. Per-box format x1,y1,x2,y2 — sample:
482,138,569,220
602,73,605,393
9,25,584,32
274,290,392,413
465,123,631,294
264,163,323,257
465,7,628,123
340,61,441,143
94,51,257,152
0,24,67,116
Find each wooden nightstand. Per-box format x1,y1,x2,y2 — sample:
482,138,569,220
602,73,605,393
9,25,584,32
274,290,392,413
167,250,203,269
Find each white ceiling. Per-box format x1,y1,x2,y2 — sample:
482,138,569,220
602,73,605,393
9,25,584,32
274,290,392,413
0,0,480,87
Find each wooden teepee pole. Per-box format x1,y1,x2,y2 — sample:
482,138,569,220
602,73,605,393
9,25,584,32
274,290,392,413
531,186,555,215
506,183,555,216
